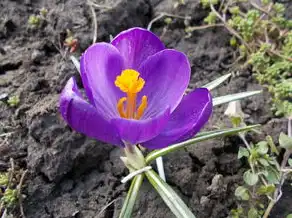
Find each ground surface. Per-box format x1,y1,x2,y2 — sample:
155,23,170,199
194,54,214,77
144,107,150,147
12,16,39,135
0,0,291,217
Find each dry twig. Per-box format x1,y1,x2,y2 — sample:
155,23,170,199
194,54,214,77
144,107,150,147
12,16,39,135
87,0,98,44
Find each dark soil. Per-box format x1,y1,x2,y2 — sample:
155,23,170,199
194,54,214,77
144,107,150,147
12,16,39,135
0,0,291,218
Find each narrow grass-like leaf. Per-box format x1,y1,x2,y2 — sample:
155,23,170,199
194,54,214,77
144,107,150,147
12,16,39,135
119,174,144,218
195,129,226,137
213,90,262,106
145,125,260,163
203,73,231,90
70,55,81,74
145,170,196,218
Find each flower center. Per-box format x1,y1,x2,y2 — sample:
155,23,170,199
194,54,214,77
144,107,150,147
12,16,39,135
115,69,148,119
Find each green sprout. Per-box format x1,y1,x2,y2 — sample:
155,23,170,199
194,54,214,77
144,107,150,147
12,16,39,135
164,17,172,25
28,8,48,28
204,12,217,24
1,189,18,208
7,95,20,107
28,15,41,28
40,7,48,17
0,173,9,186
0,159,28,216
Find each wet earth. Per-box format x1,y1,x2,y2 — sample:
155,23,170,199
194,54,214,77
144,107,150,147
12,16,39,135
0,0,291,217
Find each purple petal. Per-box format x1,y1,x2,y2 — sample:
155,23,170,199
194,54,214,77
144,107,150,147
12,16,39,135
59,77,123,146
138,49,191,118
142,88,212,149
80,43,125,119
111,108,171,145
111,27,165,69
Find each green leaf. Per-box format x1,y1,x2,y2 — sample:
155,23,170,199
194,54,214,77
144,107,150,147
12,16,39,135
213,90,262,106
258,158,270,166
268,158,278,166
70,55,81,74
257,184,275,195
265,167,280,184
258,203,265,209
266,135,279,155
248,207,258,218
202,73,231,91
286,214,292,218
243,170,259,186
145,125,260,164
235,186,249,200
279,132,292,150
230,207,244,217
145,170,196,218
288,158,292,167
256,141,269,155
195,129,225,137
238,147,249,159
119,174,144,218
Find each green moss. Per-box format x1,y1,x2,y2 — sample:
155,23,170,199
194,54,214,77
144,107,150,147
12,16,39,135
200,1,292,117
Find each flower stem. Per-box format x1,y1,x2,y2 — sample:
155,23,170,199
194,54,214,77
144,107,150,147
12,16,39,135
119,174,144,218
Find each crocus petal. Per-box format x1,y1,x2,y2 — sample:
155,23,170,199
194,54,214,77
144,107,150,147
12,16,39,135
80,43,125,119
138,49,191,118
111,108,171,145
142,88,212,149
111,27,165,69
60,77,123,146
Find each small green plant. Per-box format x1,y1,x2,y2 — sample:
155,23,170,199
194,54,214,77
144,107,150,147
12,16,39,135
40,7,48,17
0,159,27,217
1,189,18,208
64,29,78,53
7,95,20,107
194,0,292,117
225,101,292,218
28,8,48,28
28,15,41,28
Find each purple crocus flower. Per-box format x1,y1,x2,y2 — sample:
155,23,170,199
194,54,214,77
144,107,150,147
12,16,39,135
60,28,212,149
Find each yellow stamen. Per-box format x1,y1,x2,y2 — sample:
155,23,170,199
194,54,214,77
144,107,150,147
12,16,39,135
115,69,145,93
117,97,127,118
135,95,148,119
126,93,136,119
115,69,147,119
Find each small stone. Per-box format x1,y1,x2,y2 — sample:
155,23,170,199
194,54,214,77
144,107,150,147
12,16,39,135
200,196,210,207
31,50,45,63
207,174,224,192
0,93,8,101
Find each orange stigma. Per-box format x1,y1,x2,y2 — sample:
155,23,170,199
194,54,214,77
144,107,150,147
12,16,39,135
115,69,148,119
